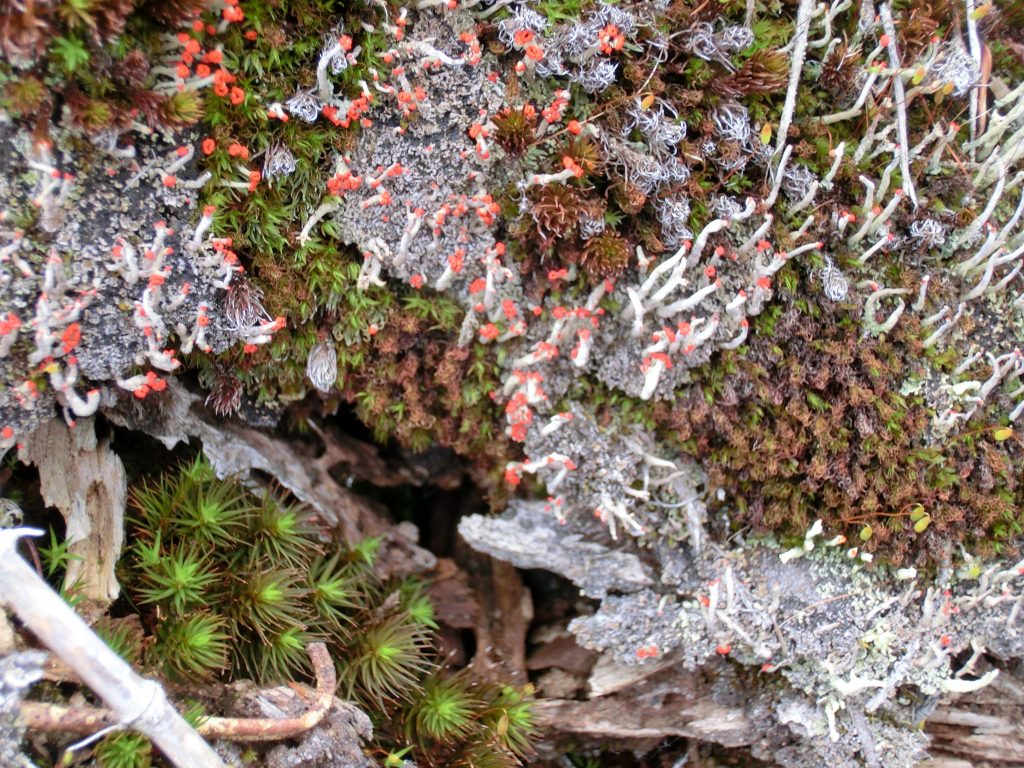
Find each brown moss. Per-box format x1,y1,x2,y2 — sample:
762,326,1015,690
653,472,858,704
898,5,940,59
528,183,582,240
63,0,135,46
3,74,48,116
658,299,1024,566
818,41,863,104
610,181,646,215
334,306,513,475
710,49,788,98
580,232,631,279
492,105,538,158
0,0,54,62
136,0,208,27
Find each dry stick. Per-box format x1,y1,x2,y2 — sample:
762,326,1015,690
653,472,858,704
773,0,816,164
20,643,337,742
0,528,224,768
879,2,919,209
201,642,335,741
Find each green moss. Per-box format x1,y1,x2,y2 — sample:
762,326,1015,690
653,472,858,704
114,456,536,765
94,731,152,768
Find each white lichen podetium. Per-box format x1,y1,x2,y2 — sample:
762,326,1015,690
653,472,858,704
810,3,1024,431
861,282,908,337
27,143,75,234
104,202,284,398
779,519,849,563
25,251,101,427
772,0,815,166
508,403,701,542
595,194,821,402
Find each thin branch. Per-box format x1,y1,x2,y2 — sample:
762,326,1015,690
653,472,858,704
19,643,338,742
773,0,816,165
0,528,224,768
201,642,336,741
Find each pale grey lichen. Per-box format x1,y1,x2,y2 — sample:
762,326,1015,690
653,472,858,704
458,501,654,598
0,651,45,768
467,509,1024,767
0,123,274,448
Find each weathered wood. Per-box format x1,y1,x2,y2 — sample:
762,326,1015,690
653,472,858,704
532,654,1024,767
534,695,755,749
467,557,533,685
586,651,675,698
924,664,1024,766
106,380,436,576
20,418,126,603
532,658,754,750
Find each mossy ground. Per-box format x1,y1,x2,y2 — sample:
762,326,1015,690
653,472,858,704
4,0,1021,566
178,0,1024,561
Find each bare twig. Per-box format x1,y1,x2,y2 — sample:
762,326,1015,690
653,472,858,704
880,3,919,209
773,0,816,164
0,528,224,768
19,701,119,733
200,642,336,741
19,643,337,742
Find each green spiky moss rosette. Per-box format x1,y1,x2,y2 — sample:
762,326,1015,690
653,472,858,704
113,456,535,767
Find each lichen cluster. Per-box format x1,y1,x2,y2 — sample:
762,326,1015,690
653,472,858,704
3,0,1023,559
461,497,1024,768
2,0,1024,763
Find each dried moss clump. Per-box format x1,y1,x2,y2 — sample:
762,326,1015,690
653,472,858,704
658,299,1024,565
